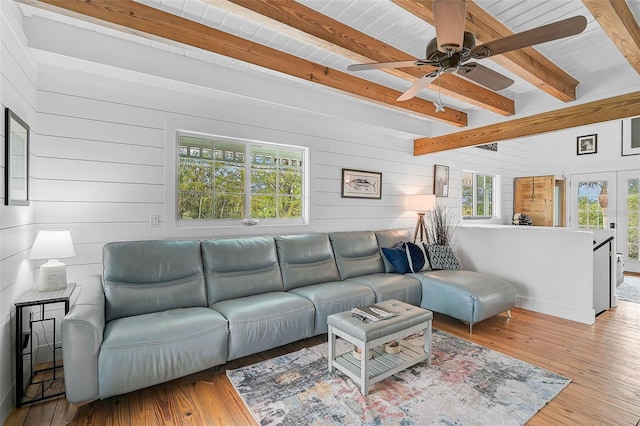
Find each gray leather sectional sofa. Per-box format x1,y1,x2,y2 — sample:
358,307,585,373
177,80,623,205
61,228,515,410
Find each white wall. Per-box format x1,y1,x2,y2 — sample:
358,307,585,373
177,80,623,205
457,225,599,325
524,120,640,177
35,62,527,277
0,2,38,422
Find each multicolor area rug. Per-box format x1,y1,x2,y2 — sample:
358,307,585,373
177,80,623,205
617,275,640,304
227,330,570,425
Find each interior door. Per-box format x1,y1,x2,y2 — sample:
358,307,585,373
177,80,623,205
569,171,617,234
617,171,640,273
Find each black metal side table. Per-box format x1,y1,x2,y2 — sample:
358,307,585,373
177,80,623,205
14,283,76,406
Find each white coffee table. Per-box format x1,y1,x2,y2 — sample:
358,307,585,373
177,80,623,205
327,299,432,395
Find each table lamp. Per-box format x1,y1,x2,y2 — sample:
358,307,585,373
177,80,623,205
407,194,436,243
29,229,76,291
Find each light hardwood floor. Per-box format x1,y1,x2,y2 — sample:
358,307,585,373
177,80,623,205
5,300,640,426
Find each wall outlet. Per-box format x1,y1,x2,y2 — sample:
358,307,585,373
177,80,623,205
149,214,160,227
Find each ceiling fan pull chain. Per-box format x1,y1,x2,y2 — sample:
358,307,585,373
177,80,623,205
434,77,446,113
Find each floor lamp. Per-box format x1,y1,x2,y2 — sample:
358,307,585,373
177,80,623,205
408,194,436,243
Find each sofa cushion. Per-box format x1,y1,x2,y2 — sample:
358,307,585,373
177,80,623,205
290,282,375,335
406,242,431,272
98,307,228,399
426,244,461,270
103,240,207,322
329,231,385,280
275,234,341,290
211,292,314,360
375,229,412,273
381,243,410,274
346,273,422,306
202,237,284,304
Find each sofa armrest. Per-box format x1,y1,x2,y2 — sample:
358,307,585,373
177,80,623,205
62,275,105,404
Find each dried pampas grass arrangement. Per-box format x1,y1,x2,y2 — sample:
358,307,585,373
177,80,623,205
425,204,459,247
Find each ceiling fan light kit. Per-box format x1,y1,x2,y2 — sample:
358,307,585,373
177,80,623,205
347,0,587,103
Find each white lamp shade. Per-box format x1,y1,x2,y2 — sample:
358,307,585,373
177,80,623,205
29,230,76,260
407,194,436,212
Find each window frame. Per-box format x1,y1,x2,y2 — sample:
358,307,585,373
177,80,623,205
166,125,309,237
462,170,496,220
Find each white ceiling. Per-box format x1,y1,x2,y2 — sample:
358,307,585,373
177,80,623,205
16,0,640,138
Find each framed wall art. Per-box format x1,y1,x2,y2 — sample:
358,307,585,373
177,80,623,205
341,168,382,199
576,134,597,155
434,164,449,197
622,117,640,156
4,108,30,206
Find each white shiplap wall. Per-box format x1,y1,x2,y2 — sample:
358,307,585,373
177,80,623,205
0,6,528,421
35,60,527,272
0,2,38,422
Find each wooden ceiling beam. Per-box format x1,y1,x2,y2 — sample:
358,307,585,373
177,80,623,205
30,0,467,126
414,91,640,155
216,0,514,116
393,0,581,102
582,0,640,75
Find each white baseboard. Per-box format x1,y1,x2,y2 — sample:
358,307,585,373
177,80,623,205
516,296,595,325
0,385,13,426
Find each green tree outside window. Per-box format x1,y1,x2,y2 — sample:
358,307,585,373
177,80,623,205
462,171,494,219
178,134,305,223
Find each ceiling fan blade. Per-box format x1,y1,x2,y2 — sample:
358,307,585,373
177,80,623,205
397,72,439,101
347,60,419,72
458,63,514,91
432,0,467,53
469,15,587,59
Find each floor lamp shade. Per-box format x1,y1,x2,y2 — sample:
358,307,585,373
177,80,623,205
408,194,436,212
29,230,76,291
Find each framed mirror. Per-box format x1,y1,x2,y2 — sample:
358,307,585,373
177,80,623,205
434,164,449,197
5,108,29,206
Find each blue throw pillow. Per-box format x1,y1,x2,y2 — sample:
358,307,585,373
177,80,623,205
382,242,409,274
405,241,431,272
426,244,461,270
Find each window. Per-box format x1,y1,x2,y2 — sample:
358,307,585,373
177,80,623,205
576,180,607,229
177,132,306,224
462,171,494,218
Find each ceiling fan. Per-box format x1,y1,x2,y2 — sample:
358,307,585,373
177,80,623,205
347,0,587,102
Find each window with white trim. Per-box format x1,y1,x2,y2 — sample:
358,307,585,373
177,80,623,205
462,170,494,218
177,132,306,224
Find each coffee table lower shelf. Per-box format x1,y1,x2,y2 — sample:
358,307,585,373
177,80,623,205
333,341,428,392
